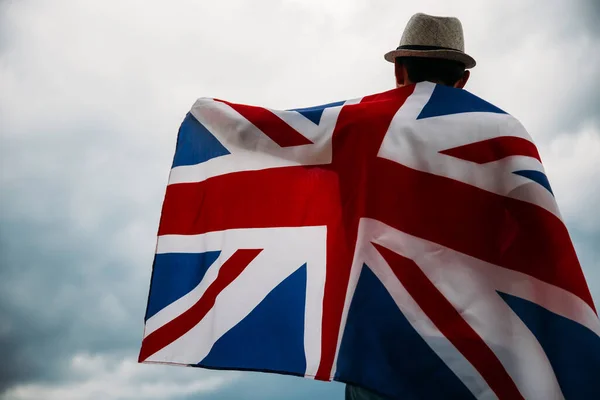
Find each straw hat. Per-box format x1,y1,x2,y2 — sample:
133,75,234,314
384,13,476,69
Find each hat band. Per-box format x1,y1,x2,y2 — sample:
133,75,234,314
396,44,461,52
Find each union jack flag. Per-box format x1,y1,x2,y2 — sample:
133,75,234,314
139,82,600,399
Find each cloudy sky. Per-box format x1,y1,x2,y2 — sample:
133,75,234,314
1,0,599,399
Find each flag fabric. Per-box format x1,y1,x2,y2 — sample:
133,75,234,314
139,82,600,399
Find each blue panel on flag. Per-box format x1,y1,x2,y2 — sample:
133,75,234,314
499,293,600,399
336,265,475,399
512,170,554,195
145,251,221,321
172,113,230,167
418,84,506,119
291,100,345,125
199,264,307,375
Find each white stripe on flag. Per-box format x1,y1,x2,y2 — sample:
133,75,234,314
377,82,559,218
368,219,581,399
147,226,327,377
168,98,361,185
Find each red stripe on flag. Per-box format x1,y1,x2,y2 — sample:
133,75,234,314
439,136,541,164
157,153,593,314
139,249,262,362
373,243,525,400
216,99,313,147
367,157,594,312
315,87,418,380
159,167,340,234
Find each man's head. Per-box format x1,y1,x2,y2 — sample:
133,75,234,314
384,13,475,89
394,57,470,88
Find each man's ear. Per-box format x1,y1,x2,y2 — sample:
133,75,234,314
454,70,470,89
394,62,406,87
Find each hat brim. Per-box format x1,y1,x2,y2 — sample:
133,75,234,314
384,48,476,69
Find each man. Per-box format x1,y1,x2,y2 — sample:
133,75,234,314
346,12,476,400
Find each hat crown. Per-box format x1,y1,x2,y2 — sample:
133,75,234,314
399,13,465,52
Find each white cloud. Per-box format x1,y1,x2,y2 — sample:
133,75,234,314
2,353,237,400
541,122,600,233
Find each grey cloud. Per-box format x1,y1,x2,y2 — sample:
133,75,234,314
0,209,149,391
2,354,241,400
569,229,600,305
0,109,167,392
580,0,600,36
189,372,344,400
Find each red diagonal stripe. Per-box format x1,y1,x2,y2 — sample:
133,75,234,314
373,243,524,400
315,87,417,380
439,136,541,164
139,248,262,362
216,99,313,147
367,157,594,312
